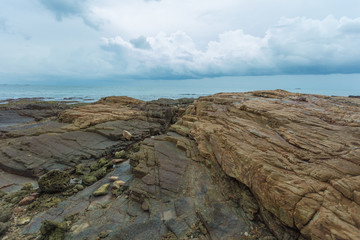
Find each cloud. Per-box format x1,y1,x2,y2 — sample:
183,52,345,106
38,0,100,30
100,16,360,79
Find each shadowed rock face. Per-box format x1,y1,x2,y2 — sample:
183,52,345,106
170,90,360,239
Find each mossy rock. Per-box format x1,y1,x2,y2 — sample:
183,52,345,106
75,164,91,175
90,158,110,171
111,186,124,197
38,170,70,193
0,222,8,236
93,183,110,196
0,207,12,223
74,184,84,191
40,220,68,240
4,190,30,204
0,191,7,199
82,175,97,186
40,197,62,208
21,182,33,191
91,167,107,180
114,150,126,158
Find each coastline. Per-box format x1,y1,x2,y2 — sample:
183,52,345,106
0,91,359,239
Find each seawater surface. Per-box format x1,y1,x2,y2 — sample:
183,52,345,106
0,74,359,102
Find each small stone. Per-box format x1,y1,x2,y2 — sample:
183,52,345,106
112,158,125,164
38,169,70,193
114,150,126,158
141,199,149,211
112,180,126,189
74,184,84,191
13,207,24,213
19,196,35,206
109,176,119,181
30,192,40,197
17,216,31,226
93,183,110,196
82,175,97,186
122,130,132,140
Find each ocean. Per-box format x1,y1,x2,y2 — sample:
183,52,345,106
0,74,359,103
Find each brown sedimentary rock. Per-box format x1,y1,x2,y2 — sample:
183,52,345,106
171,90,360,239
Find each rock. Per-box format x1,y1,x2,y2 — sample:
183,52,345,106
74,184,84,191
114,150,126,159
109,176,119,181
112,180,125,189
18,195,35,206
0,222,8,236
21,182,33,191
75,164,91,175
141,199,149,211
40,220,68,240
17,216,31,226
82,175,97,186
171,90,360,239
93,183,110,196
112,158,125,164
91,167,107,180
38,169,70,193
0,208,12,222
122,130,132,140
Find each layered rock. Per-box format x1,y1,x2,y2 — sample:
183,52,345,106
0,97,193,178
171,90,360,239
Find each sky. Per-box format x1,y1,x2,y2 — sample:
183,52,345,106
0,0,360,83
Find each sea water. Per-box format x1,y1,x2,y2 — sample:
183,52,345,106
0,74,359,102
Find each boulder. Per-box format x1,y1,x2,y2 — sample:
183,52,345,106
38,170,70,193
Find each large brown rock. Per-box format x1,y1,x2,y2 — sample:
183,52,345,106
171,90,360,239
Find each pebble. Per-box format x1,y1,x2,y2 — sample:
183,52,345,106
122,130,132,140
17,216,31,226
19,196,35,206
112,180,126,189
109,176,119,181
112,158,125,164
93,183,110,196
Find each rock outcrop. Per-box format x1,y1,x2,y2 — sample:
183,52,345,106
0,97,193,178
1,91,359,240
170,90,360,239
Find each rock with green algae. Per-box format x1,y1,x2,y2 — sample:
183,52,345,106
90,157,110,171
114,150,126,158
0,206,12,222
38,170,70,193
0,222,8,236
40,220,68,240
3,189,31,204
82,175,97,186
93,183,110,196
75,164,91,175
91,167,107,179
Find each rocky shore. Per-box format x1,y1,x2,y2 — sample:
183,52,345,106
0,91,359,240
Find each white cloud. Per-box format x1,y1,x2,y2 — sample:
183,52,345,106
100,16,360,79
38,0,101,30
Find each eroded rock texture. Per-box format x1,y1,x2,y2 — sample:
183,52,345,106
0,97,193,178
170,90,360,239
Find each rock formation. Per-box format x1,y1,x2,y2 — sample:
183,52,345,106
170,90,360,239
1,91,360,239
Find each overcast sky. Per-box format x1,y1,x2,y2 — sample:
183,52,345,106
0,0,360,83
